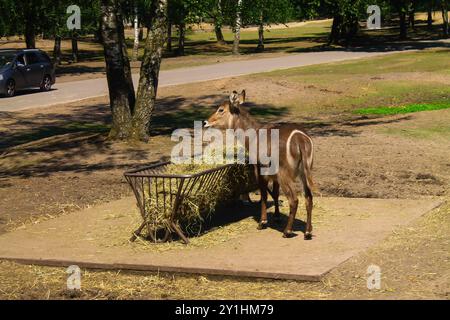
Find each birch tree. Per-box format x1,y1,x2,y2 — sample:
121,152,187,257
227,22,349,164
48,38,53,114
132,5,140,61
101,0,169,141
214,0,226,44
133,0,168,140
101,0,136,139
243,0,293,52
232,0,242,55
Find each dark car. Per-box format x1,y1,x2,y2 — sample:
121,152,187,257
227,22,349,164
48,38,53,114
0,49,55,97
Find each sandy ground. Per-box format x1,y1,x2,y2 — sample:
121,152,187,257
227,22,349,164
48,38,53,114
0,196,448,300
0,195,442,282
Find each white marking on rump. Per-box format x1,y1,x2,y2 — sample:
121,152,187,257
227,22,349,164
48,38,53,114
285,130,314,171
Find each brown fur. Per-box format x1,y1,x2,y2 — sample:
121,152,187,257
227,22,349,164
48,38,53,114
204,90,315,240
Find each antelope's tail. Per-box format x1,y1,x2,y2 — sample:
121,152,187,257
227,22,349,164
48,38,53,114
299,134,316,194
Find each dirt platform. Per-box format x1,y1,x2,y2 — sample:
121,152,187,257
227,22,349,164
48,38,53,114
0,196,443,281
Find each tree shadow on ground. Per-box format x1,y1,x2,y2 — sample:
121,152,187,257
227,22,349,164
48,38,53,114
289,25,450,54
293,114,413,138
150,95,290,136
0,88,58,98
176,34,329,57
55,65,105,76
60,49,105,62
0,94,288,178
0,92,413,179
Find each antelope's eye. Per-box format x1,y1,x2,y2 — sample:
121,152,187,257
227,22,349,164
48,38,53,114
218,108,224,113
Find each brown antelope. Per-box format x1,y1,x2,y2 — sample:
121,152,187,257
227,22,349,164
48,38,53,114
204,90,315,240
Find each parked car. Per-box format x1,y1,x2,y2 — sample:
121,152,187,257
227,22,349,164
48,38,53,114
0,49,55,97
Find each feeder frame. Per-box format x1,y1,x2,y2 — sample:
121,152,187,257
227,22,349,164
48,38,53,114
124,161,236,244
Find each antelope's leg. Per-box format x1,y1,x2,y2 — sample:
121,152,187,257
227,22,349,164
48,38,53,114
282,183,298,238
272,181,281,223
304,186,313,240
257,177,269,230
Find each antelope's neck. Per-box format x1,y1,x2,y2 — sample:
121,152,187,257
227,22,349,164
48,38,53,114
234,114,262,131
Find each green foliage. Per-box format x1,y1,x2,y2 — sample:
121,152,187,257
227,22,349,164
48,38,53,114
290,0,322,20
241,0,294,27
0,0,15,36
0,0,101,38
168,0,205,26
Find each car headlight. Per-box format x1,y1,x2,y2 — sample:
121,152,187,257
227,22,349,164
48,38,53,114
0,74,4,81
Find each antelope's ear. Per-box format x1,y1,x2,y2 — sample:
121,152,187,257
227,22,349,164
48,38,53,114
239,90,246,104
229,91,239,105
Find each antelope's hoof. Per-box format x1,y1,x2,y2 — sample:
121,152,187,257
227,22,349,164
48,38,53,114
257,221,268,230
283,231,294,238
304,232,313,240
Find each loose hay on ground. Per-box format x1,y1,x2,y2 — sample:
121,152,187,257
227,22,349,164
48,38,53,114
97,194,336,252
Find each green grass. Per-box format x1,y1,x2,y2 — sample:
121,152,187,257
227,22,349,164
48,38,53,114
265,48,450,77
185,22,331,43
246,48,450,117
354,101,450,115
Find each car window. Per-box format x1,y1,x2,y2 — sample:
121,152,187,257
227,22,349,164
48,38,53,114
37,52,51,63
0,53,15,68
16,54,25,66
25,52,40,65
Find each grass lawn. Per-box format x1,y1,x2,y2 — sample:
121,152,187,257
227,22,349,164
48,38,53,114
355,101,450,115
245,48,450,118
183,21,331,53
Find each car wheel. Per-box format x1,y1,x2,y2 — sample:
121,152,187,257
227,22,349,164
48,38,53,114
6,80,15,97
40,75,52,91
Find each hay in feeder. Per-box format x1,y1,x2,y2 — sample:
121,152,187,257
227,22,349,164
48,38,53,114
142,160,257,237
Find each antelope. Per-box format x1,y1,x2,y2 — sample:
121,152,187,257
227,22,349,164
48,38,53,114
203,90,315,239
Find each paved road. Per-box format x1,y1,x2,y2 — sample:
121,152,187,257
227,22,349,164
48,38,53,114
0,45,444,112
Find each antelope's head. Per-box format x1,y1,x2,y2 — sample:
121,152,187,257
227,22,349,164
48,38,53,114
203,90,246,129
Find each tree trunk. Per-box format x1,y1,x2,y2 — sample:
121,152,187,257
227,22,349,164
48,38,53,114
53,35,62,65
133,0,168,141
399,10,407,40
167,22,172,51
71,32,79,62
177,22,185,56
409,1,415,29
232,0,242,55
25,20,36,49
256,12,264,52
442,0,449,38
139,25,144,41
214,21,226,44
19,2,36,48
214,0,226,45
100,0,135,140
95,22,103,43
328,14,342,45
428,1,433,29
132,7,139,61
